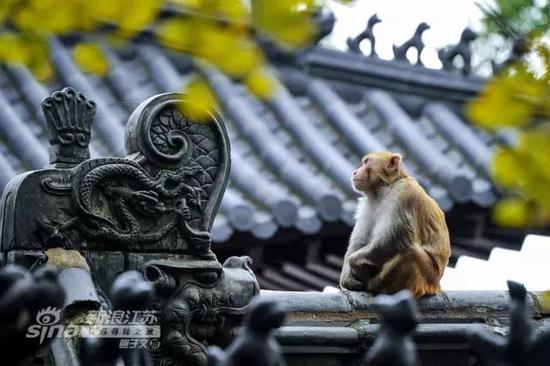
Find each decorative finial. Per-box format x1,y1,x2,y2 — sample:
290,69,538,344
41,87,96,167
393,22,430,66
438,28,477,75
467,280,550,366
347,14,381,57
364,290,421,366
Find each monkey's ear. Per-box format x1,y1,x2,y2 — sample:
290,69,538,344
387,154,401,171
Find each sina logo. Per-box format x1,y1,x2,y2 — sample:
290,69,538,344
27,307,63,344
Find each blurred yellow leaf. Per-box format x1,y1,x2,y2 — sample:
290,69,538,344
276,21,316,48
252,0,318,49
13,0,78,34
219,41,264,77
73,43,109,76
492,147,525,188
24,37,54,81
245,68,275,99
0,34,31,65
157,18,194,52
0,0,19,23
179,76,218,121
542,290,550,311
468,66,547,130
30,58,54,82
118,0,162,35
492,197,530,228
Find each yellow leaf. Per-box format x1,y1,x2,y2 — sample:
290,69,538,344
73,43,109,76
492,197,530,228
30,58,54,82
118,0,162,35
157,19,194,52
542,290,550,311
25,37,54,81
492,147,525,188
252,0,319,49
218,41,264,77
467,66,547,130
195,24,238,63
0,0,19,23
245,68,275,100
179,77,218,122
276,21,316,48
13,0,78,34
80,0,122,27
0,34,31,65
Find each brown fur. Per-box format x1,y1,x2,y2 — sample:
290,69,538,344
340,152,450,298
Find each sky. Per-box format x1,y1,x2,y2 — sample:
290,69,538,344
325,0,486,69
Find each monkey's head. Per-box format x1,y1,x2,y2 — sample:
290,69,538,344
351,152,405,194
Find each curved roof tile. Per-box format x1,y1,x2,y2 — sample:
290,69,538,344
0,42,500,244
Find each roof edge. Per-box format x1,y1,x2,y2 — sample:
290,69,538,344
297,48,485,105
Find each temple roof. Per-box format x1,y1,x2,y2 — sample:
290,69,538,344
0,38,500,245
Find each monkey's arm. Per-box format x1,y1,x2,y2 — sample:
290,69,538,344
349,212,414,268
349,181,420,268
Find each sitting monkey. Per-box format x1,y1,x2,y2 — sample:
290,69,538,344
340,152,450,297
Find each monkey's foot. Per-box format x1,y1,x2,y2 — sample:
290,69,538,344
340,277,365,291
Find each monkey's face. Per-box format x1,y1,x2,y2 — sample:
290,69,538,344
352,155,376,192
351,152,402,193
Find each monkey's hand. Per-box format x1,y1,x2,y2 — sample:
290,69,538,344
348,252,377,270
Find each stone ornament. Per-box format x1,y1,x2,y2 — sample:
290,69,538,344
346,14,381,57
467,280,550,366
365,290,421,366
438,28,477,76
208,298,287,366
144,256,259,366
392,23,430,66
42,87,96,167
0,87,259,365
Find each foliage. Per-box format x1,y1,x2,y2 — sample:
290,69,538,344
479,0,550,40
468,13,550,228
0,0,348,120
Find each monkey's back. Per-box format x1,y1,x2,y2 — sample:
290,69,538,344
400,177,451,284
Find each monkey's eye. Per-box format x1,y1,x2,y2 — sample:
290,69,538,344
362,158,370,165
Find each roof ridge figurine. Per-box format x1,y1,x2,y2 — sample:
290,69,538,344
364,290,421,366
207,298,287,366
347,14,382,57
467,280,550,366
393,22,430,65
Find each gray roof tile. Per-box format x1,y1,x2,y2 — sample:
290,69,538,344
0,41,500,243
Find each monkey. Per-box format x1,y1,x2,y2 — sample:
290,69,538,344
339,152,451,298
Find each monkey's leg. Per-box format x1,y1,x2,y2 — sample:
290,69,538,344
368,246,441,297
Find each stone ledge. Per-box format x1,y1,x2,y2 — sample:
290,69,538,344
260,289,549,318
260,289,550,366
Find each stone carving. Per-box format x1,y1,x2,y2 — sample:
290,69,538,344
347,14,381,57
208,298,286,366
393,23,430,66
467,280,550,366
0,88,259,366
144,256,259,366
438,28,477,75
42,87,96,167
365,290,421,366
68,157,210,251
1,91,229,256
